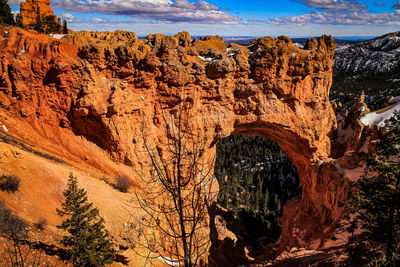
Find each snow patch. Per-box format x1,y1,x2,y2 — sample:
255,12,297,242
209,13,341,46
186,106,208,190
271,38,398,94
389,36,400,41
226,47,237,57
157,256,182,266
18,45,26,56
49,34,66,40
293,42,304,49
2,125,8,132
388,96,400,104
198,55,213,62
360,103,400,127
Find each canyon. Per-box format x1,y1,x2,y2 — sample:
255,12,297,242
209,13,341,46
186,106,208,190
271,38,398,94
0,26,367,265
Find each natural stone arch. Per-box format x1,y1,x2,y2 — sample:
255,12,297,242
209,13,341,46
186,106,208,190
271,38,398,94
0,28,346,250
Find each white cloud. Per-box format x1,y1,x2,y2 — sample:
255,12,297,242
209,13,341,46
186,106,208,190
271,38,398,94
7,0,239,24
59,13,77,22
291,0,366,11
91,17,118,23
49,0,240,24
7,0,21,5
266,0,400,27
269,10,400,26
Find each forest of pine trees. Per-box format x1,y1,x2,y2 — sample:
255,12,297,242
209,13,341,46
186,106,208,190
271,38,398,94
0,0,15,25
347,111,400,266
214,135,301,244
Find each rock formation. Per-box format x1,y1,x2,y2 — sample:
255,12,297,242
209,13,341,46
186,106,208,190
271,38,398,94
20,0,57,26
0,27,348,263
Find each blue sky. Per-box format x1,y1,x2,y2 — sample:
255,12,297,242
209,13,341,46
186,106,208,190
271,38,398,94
8,0,400,37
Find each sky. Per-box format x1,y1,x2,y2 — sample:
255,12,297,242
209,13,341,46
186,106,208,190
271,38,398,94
7,0,400,37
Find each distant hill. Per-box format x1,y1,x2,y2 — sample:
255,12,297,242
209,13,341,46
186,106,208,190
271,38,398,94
332,31,400,109
223,36,373,46
334,32,400,74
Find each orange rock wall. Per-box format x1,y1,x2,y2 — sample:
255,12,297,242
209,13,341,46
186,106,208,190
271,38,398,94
0,27,345,253
20,0,57,26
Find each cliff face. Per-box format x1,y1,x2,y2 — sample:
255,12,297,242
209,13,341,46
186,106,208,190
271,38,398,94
20,0,57,26
0,27,345,261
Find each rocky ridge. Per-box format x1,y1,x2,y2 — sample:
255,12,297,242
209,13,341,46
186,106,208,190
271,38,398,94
334,32,400,74
0,26,356,265
332,31,400,101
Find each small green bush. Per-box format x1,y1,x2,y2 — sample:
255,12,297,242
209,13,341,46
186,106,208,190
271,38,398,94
0,174,21,193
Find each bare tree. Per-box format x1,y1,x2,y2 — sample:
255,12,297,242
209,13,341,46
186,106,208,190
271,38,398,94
127,90,217,266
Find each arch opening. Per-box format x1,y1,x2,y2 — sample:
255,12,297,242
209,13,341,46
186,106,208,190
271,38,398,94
213,134,302,260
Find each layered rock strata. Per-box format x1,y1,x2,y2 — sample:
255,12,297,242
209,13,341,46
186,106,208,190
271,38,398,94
0,27,344,260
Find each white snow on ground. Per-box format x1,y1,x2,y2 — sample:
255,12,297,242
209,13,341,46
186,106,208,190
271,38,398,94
335,43,352,52
18,45,25,56
360,103,400,127
157,256,182,266
336,163,365,182
293,43,304,49
389,96,400,104
226,47,238,57
49,34,66,40
198,55,213,62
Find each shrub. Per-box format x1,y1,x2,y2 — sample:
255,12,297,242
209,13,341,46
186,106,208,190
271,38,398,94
35,217,47,230
0,200,28,238
0,174,21,193
100,177,109,184
113,175,132,193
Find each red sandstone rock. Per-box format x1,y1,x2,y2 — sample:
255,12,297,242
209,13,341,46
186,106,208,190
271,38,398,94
20,0,58,27
0,27,348,263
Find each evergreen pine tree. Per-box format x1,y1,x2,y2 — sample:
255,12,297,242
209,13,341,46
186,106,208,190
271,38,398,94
348,111,400,266
57,173,115,267
34,8,44,33
0,0,15,25
43,15,61,33
62,19,68,34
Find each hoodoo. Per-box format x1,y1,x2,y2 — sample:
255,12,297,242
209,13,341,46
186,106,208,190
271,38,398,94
20,0,57,26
